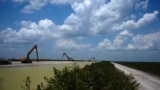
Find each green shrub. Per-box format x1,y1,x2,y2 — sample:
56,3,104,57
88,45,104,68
22,61,139,90
21,76,31,90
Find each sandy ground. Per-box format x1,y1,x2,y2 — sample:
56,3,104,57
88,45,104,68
0,61,75,68
113,63,160,90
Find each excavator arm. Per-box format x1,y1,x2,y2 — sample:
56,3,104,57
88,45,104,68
21,44,39,63
62,53,74,61
88,57,95,62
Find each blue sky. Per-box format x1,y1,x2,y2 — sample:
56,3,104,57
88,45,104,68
0,0,160,61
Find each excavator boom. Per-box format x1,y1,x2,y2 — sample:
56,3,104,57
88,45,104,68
88,57,95,62
62,53,74,61
21,44,39,63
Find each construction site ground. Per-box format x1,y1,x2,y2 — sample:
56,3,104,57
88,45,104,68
0,61,90,90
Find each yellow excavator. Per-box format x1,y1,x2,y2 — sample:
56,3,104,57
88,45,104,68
21,44,39,63
61,52,74,61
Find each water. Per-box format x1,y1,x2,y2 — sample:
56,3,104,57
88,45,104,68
0,61,90,90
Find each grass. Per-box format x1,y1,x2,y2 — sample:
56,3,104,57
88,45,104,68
0,62,91,90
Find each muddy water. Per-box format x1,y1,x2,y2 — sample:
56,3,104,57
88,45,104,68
0,62,90,90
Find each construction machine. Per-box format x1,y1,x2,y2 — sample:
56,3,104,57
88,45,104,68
61,52,74,61
88,57,95,62
21,44,39,63
0,58,12,65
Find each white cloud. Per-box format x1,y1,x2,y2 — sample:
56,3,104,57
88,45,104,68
13,0,138,35
19,0,48,14
59,13,81,32
0,19,60,44
38,19,55,28
127,31,160,50
90,0,135,34
97,30,133,50
54,39,91,50
13,0,74,14
0,28,17,43
135,0,149,10
97,30,160,51
113,11,159,30
57,0,136,36
1,0,160,61
97,39,115,50
12,0,159,37
13,0,48,13
2,0,160,52
119,30,133,36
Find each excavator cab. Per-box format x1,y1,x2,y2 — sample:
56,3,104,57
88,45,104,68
21,44,39,63
21,57,32,63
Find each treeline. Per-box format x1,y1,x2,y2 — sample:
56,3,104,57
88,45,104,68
116,62,160,77
21,61,139,90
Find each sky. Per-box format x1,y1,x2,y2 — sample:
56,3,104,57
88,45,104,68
0,0,160,61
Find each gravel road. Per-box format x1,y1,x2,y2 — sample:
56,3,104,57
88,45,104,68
113,63,160,90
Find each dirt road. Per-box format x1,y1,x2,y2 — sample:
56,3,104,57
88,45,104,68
113,63,160,90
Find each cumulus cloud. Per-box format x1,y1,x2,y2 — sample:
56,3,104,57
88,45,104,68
113,11,159,31
89,0,135,34
13,0,74,14
54,39,91,50
0,28,17,43
58,0,136,36
12,0,159,37
135,0,149,10
97,30,133,50
127,32,160,50
97,30,160,51
21,0,48,14
13,0,48,13
0,19,60,44
2,0,160,52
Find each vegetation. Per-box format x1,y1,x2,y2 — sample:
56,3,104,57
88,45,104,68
21,61,138,90
21,76,31,90
116,62,160,77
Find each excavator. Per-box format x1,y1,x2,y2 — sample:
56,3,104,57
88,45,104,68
21,44,39,63
88,57,95,62
61,52,74,61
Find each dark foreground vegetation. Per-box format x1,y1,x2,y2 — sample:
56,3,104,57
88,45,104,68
116,62,160,77
21,61,139,90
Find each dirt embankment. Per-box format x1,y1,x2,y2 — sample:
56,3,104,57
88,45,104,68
113,63,160,90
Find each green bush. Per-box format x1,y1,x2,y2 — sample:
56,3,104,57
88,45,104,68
21,76,31,90
80,61,139,90
22,61,139,90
